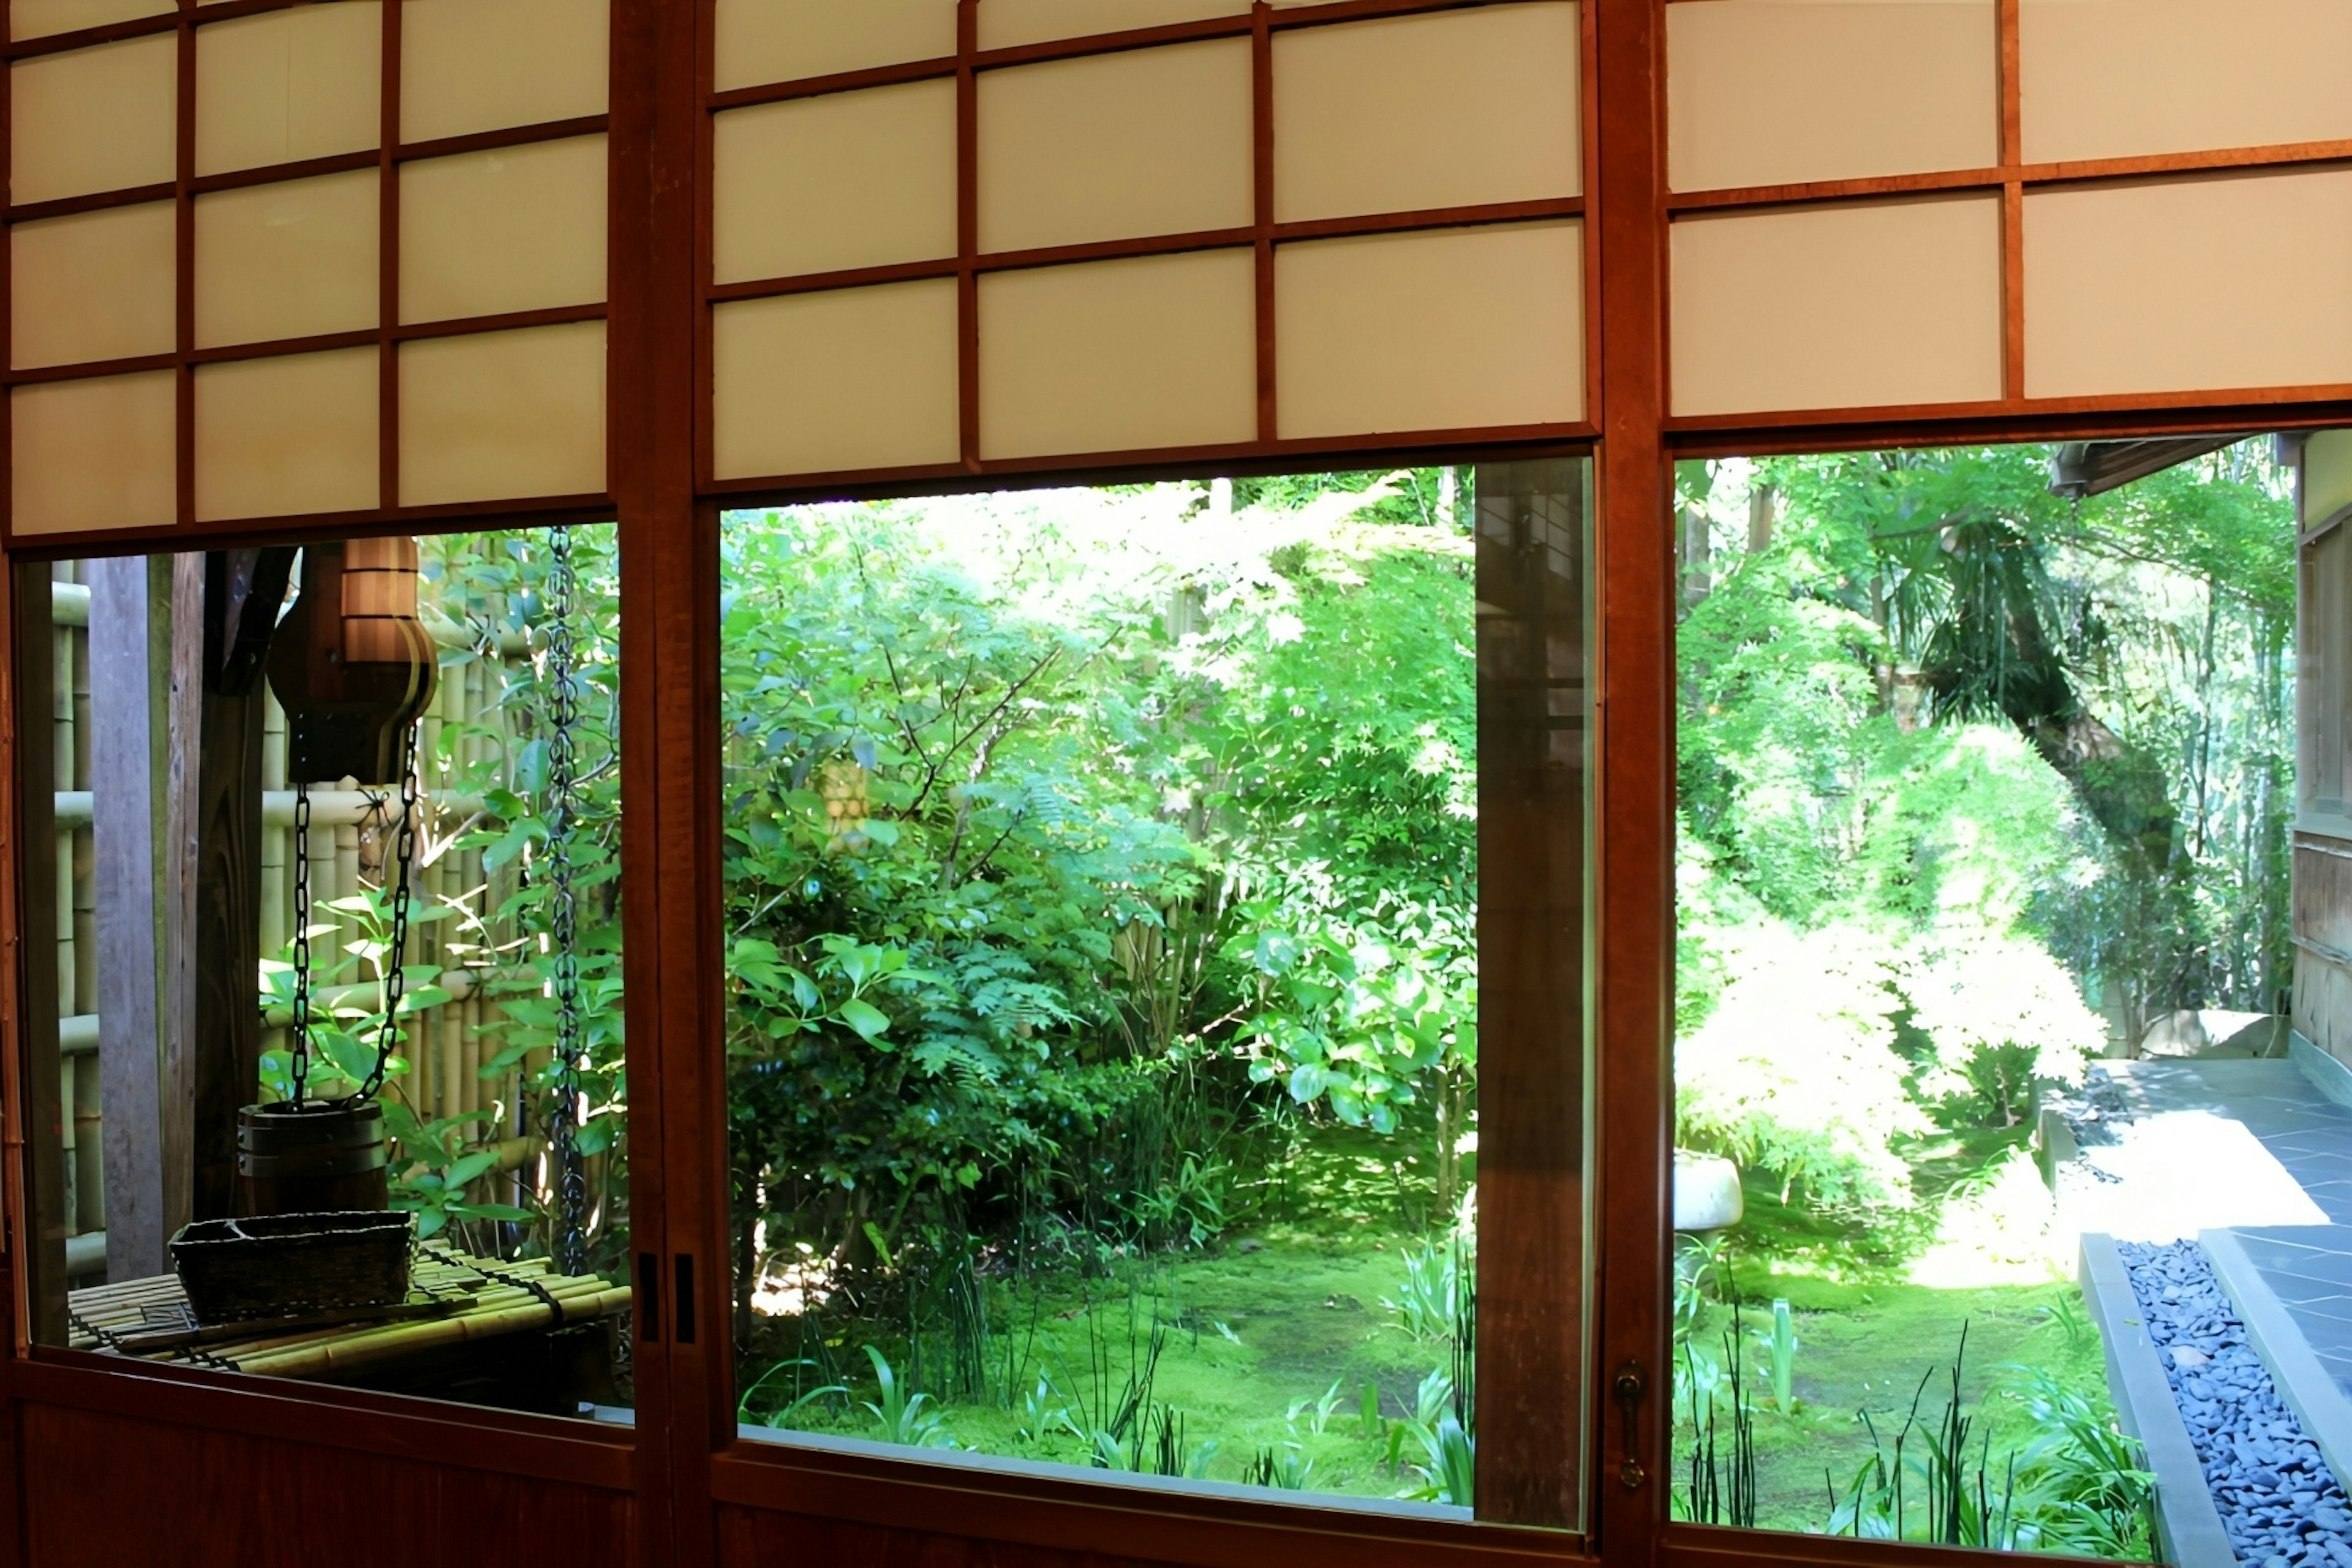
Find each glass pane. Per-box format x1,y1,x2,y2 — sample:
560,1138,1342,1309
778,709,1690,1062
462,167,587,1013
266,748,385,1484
17,527,633,1423
1671,440,2310,1558
720,464,1589,1527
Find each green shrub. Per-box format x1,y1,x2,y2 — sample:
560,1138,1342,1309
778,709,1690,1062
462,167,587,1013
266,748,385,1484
1676,924,1926,1210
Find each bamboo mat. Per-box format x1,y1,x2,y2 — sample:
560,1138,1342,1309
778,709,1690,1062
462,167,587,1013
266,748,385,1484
67,1244,630,1381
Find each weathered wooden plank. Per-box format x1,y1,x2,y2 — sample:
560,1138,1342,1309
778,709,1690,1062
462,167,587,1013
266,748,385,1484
160,552,203,1240
87,554,166,1281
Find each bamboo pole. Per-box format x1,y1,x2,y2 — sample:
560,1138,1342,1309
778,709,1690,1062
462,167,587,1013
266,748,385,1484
59,1043,78,1239
461,995,482,1120
72,1054,101,1236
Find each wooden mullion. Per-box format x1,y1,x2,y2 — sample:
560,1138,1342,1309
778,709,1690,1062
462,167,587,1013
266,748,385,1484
396,115,611,165
692,0,717,491
698,197,1587,312
956,0,979,472
174,2,196,530
379,0,401,512
611,0,711,1558
1999,0,2025,402
1592,0,1673,1551
4,183,181,224
1,17,12,544
1253,2,1276,444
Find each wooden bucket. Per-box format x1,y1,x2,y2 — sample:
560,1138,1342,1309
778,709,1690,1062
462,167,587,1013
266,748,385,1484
237,1100,390,1216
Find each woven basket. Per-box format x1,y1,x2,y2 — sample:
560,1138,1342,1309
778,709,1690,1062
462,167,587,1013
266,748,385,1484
170,1211,415,1325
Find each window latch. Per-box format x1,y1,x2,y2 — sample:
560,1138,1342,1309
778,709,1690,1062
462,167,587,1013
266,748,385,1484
1614,1359,1649,1490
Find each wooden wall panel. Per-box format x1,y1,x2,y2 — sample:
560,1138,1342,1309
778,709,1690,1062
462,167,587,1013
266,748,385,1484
20,1403,632,1568
2294,842,2352,1066
716,1507,1179,1568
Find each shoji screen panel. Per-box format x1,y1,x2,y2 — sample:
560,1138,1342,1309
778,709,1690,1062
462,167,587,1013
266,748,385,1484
1667,1,1995,194
2023,168,2352,400
1672,196,2003,417
1664,0,2352,423
2021,0,2352,165
706,0,1590,490
5,0,611,538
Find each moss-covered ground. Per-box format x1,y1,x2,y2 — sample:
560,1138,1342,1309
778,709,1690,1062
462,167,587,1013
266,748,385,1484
742,1126,1475,1502
1671,1153,2124,1537
741,1126,2125,1532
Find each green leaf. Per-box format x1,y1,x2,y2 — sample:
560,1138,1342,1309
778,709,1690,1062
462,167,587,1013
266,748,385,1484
836,998,891,1041
442,1151,498,1190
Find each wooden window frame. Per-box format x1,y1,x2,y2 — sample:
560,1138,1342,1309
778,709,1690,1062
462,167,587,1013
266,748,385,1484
0,2,2348,1567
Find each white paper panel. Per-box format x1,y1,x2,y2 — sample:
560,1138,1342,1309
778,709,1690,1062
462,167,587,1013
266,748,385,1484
979,249,1255,459
401,0,608,144
400,322,605,505
2025,170,2352,398
714,82,956,284
1275,4,1581,222
1671,194,2003,415
10,371,176,534
979,40,1253,254
12,202,176,371
194,347,379,521
1278,222,1583,438
10,0,171,43
401,137,607,324
2022,0,2352,164
195,170,380,349
196,3,382,176
10,36,176,205
715,0,956,91
714,282,960,478
2309,430,2352,532
1668,0,1996,192
978,0,1246,49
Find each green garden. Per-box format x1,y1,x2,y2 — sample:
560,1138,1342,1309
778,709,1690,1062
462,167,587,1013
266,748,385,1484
1670,442,2291,1548
326,447,2290,1541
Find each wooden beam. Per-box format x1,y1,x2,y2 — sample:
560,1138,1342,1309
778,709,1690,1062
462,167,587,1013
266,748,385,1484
86,556,165,1282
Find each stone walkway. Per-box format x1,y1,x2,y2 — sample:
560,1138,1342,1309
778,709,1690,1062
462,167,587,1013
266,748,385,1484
2058,1059,2341,1242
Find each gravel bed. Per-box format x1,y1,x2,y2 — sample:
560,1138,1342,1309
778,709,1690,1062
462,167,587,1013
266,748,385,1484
2121,1240,2352,1567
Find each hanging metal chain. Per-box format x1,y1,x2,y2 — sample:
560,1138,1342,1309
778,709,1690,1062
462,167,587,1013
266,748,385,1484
543,526,589,1275
360,721,421,1101
290,782,314,1108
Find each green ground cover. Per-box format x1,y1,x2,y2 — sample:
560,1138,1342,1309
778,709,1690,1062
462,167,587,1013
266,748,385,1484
739,1123,1475,1502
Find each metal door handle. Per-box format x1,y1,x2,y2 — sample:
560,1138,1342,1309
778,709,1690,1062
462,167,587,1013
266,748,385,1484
1615,1360,1648,1490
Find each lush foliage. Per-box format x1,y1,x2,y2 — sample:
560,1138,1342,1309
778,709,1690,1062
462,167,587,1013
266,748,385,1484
1676,443,2294,1212
718,475,1483,1334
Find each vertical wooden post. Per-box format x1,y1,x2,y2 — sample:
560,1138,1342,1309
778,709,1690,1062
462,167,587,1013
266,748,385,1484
159,554,202,1239
1594,0,1675,1548
189,552,270,1222
12,563,70,1342
88,556,166,1281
